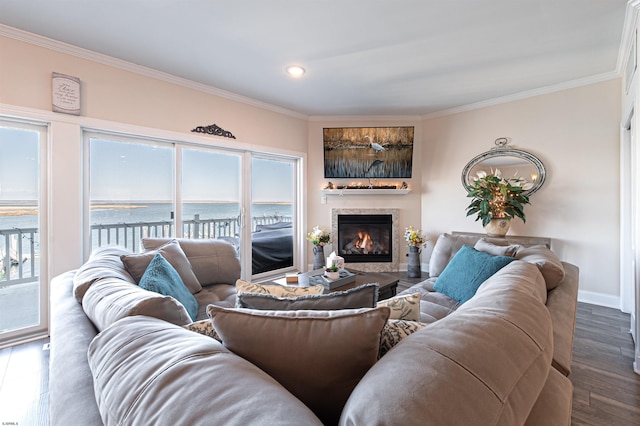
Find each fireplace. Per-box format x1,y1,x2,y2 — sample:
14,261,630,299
331,208,399,272
337,214,392,263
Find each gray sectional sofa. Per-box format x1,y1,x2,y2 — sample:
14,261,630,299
49,233,578,425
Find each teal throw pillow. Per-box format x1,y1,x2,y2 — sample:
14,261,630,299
139,253,198,321
433,245,516,304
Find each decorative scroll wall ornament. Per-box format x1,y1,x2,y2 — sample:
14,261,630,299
191,124,236,139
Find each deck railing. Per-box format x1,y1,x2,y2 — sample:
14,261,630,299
0,214,291,287
0,227,39,286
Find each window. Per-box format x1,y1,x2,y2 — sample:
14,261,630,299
86,131,302,279
88,136,174,252
0,120,47,345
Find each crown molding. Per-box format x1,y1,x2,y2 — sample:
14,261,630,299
421,71,620,120
0,24,309,121
308,115,422,122
0,18,627,124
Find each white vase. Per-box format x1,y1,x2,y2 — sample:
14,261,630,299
484,218,511,237
325,271,340,280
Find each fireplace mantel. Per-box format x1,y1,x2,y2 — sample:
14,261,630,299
321,189,410,196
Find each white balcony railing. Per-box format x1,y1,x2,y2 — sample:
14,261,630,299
0,214,291,288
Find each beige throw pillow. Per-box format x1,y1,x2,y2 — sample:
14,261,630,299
121,240,202,294
207,304,390,425
376,292,421,321
515,245,566,290
474,238,520,257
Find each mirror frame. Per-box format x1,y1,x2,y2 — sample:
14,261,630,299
461,146,546,195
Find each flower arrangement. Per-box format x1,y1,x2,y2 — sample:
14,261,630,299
404,226,426,248
465,169,531,227
307,226,331,247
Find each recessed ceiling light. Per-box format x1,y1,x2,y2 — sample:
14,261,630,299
286,65,305,77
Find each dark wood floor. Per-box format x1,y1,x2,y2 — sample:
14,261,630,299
0,273,638,425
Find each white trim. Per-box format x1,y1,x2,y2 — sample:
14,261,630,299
309,115,423,122
422,72,620,120
0,24,308,121
0,102,305,159
618,1,640,74
578,289,621,309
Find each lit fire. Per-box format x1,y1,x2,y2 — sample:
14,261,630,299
355,232,374,254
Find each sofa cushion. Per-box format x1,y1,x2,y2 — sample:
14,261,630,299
138,253,198,321
474,238,520,257
143,238,240,286
206,304,390,425
73,246,134,303
516,245,566,290
236,279,325,297
434,245,516,304
81,277,192,331
88,316,323,425
193,284,237,318
122,239,201,293
475,261,548,305
340,285,553,426
379,319,425,358
235,283,378,310
376,292,421,321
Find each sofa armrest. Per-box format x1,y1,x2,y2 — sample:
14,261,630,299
546,261,579,376
525,368,573,426
49,272,102,426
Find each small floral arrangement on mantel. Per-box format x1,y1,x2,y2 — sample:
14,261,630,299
307,226,331,247
465,169,531,228
404,226,427,248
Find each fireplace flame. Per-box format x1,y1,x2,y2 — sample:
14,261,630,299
356,232,374,254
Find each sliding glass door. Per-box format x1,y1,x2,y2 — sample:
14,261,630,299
0,121,46,344
180,147,242,252
86,131,301,279
88,136,174,252
251,156,296,276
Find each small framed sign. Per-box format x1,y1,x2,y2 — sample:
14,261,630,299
52,72,81,115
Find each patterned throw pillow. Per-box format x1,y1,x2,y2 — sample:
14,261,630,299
235,279,324,299
379,319,426,358
183,319,221,341
377,292,421,321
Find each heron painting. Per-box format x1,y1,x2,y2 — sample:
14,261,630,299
323,126,414,178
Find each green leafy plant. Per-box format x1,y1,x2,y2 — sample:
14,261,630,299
325,264,339,273
465,169,531,227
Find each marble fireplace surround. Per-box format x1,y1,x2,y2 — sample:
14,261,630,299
331,208,400,272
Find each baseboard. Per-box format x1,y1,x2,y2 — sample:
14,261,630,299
577,289,620,309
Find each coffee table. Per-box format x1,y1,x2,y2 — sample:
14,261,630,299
273,269,398,301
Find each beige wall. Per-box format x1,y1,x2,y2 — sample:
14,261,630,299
0,35,308,151
421,79,622,303
306,119,423,267
0,34,308,279
0,32,624,306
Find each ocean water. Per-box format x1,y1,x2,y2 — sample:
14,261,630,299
0,202,293,230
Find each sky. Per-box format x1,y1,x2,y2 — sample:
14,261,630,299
0,126,39,201
0,128,294,204
89,138,294,203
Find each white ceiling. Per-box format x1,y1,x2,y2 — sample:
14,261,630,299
0,1,631,117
